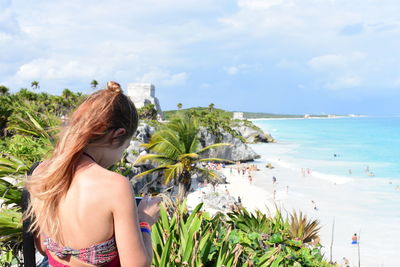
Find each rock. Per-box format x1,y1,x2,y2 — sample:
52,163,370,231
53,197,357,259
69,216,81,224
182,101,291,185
265,163,274,169
198,127,260,162
125,122,261,194
126,123,156,163
134,123,156,144
187,184,237,215
129,163,165,194
232,122,274,143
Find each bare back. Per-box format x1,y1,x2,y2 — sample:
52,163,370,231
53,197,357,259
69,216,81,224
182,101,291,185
35,158,121,266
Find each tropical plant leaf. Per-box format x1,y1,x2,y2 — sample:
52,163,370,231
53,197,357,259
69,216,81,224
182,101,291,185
197,143,231,154
133,165,168,178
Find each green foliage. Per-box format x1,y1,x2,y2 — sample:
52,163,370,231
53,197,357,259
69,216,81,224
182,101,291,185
164,107,256,143
0,245,21,266
137,104,158,120
0,208,22,247
1,136,52,166
0,87,85,264
0,175,24,206
0,85,9,96
289,210,321,244
90,79,98,89
151,201,336,267
0,95,13,135
30,81,39,90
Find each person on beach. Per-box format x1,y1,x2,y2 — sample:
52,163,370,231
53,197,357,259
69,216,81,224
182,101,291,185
311,200,317,210
342,257,350,267
365,166,370,173
351,233,358,244
225,186,230,196
25,81,161,267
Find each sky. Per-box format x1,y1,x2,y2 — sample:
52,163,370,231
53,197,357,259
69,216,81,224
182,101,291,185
1,0,400,115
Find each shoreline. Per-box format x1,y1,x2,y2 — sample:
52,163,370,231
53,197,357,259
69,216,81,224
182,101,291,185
188,143,400,267
249,115,368,121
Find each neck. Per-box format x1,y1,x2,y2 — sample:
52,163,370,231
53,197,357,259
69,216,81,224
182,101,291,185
83,152,96,163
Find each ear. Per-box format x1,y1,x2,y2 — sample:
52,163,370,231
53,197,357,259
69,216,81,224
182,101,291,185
112,128,126,138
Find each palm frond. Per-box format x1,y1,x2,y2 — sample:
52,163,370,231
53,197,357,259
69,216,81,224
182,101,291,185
178,153,199,161
147,130,184,159
163,163,184,185
134,166,168,179
195,167,222,182
289,210,321,244
134,154,174,165
0,207,22,245
197,143,231,154
0,154,29,176
0,177,23,207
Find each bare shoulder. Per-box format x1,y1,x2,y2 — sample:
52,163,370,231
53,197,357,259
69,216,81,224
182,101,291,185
92,168,134,201
104,170,132,193
31,160,49,176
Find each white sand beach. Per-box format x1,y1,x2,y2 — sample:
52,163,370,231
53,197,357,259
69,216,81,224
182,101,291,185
188,143,400,267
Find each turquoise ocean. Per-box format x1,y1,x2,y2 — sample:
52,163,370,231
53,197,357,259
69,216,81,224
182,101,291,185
252,116,400,180
251,117,400,266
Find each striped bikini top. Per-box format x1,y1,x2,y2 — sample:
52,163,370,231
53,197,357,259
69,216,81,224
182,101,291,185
44,236,118,265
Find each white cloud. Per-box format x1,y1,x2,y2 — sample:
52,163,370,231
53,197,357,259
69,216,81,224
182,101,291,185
307,52,368,89
308,52,367,71
224,64,249,75
0,5,19,35
0,0,399,100
308,55,347,70
226,66,239,75
237,0,289,10
394,77,400,87
138,70,187,87
16,58,96,80
0,0,221,91
325,74,362,89
276,59,299,69
163,72,188,86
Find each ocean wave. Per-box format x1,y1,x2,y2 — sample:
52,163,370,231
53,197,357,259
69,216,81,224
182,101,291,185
310,171,353,184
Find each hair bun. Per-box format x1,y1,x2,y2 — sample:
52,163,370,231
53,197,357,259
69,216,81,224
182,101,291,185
107,81,122,93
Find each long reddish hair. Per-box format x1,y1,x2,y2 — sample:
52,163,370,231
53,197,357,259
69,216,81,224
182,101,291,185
25,81,138,243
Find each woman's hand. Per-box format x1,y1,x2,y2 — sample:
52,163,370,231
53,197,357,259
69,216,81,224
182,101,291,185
137,195,162,226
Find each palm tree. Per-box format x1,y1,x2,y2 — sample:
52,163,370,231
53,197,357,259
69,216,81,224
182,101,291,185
177,103,182,110
0,85,9,95
90,80,98,89
62,88,73,98
30,81,39,90
208,103,215,112
134,116,231,201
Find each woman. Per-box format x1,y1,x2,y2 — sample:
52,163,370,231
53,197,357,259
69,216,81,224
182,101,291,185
25,81,161,267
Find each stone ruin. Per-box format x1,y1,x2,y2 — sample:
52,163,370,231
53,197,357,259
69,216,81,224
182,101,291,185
127,83,164,119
